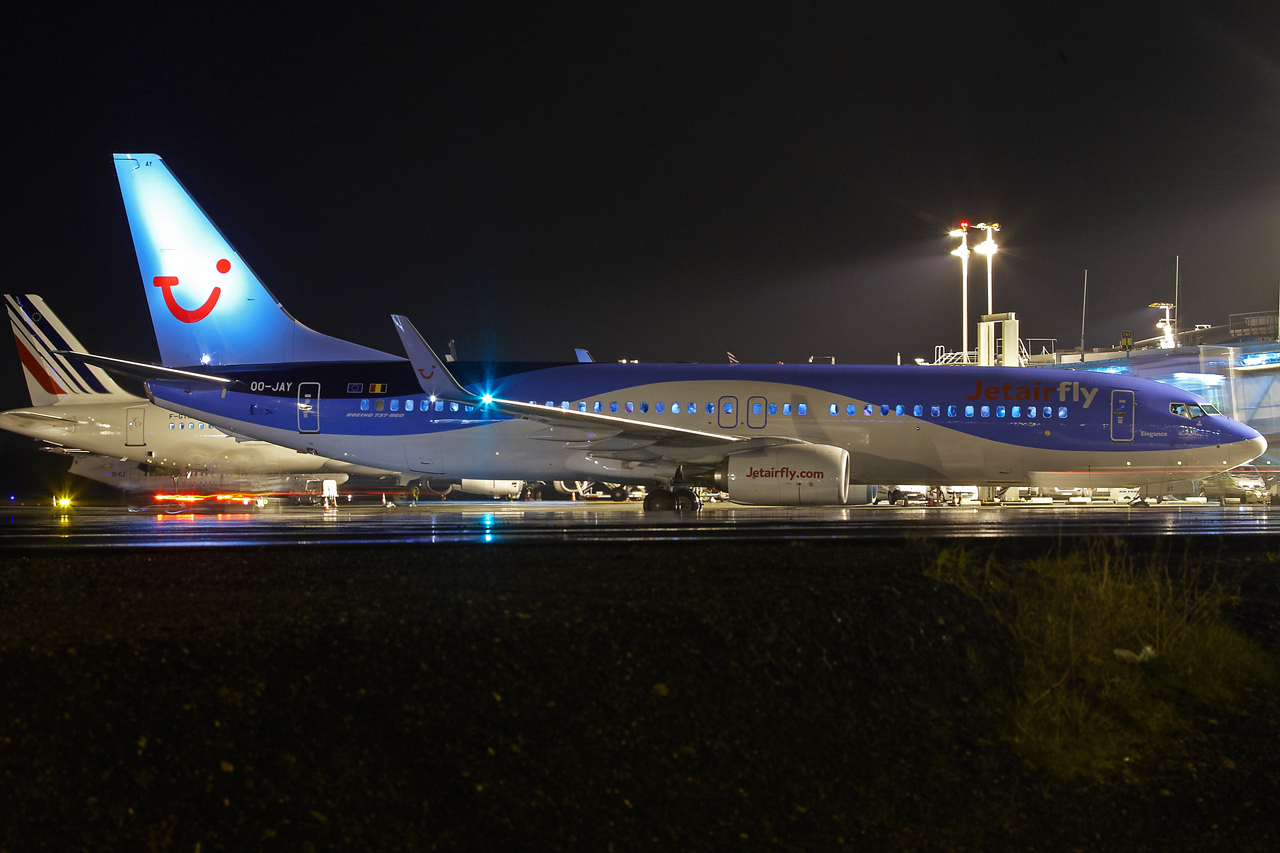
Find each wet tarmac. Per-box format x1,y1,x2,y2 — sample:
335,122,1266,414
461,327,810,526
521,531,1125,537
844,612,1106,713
2,497,1276,548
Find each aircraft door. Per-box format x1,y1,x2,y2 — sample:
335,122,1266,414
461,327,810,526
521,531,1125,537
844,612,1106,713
298,382,320,433
747,396,767,429
125,406,146,446
718,396,738,429
1110,390,1134,442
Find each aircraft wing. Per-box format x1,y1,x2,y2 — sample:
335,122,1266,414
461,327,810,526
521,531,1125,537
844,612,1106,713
392,314,796,456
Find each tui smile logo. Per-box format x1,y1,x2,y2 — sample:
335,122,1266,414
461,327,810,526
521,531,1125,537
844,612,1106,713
152,258,229,323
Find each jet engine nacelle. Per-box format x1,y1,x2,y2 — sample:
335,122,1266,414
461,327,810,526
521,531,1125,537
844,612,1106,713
552,480,590,496
423,479,455,496
459,479,524,499
717,444,849,506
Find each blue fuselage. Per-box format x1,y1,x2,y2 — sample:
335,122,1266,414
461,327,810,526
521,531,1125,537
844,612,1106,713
147,361,1265,491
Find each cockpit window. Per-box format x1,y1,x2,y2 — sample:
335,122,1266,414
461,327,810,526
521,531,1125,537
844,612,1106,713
1201,403,1220,415
1170,403,1207,419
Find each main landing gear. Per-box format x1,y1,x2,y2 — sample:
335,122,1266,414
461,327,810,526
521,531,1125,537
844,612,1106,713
643,487,703,511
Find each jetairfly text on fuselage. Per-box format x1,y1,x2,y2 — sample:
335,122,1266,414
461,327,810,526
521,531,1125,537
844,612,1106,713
966,380,1099,407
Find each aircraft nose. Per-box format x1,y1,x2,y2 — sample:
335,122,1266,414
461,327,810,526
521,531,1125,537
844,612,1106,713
1246,433,1268,461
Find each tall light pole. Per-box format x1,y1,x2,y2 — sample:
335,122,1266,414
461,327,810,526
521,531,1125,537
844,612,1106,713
950,223,971,362
973,222,999,315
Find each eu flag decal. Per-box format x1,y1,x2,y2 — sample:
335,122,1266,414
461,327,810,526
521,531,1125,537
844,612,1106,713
347,383,364,394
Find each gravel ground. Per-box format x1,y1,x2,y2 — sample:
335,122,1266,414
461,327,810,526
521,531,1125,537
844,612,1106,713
1,539,1278,851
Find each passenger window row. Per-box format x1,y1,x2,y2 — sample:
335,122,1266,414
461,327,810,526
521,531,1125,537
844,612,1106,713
354,397,1071,421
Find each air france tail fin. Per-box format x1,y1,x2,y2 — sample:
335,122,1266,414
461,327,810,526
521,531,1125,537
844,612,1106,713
5,294,134,406
113,153,399,367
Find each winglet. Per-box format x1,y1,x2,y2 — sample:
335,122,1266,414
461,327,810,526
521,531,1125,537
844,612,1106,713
391,315,479,403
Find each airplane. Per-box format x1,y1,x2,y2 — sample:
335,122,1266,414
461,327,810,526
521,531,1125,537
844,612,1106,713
74,153,1266,511
1,293,401,502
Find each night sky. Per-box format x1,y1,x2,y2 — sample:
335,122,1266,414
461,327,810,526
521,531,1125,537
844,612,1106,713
4,2,1280,409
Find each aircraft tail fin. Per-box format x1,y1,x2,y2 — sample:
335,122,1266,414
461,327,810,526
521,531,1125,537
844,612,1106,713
5,294,134,406
112,153,399,367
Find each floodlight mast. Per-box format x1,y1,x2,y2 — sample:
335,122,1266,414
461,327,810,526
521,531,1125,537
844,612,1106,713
1150,302,1176,349
949,223,971,362
973,222,999,315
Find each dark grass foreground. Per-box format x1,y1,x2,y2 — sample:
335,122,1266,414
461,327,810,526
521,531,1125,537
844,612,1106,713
1,540,1278,851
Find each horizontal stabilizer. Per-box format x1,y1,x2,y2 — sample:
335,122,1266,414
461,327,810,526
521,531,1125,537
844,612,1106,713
53,350,233,386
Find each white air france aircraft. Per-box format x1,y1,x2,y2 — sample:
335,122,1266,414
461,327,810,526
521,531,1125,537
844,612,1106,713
1,293,399,500
72,154,1268,510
